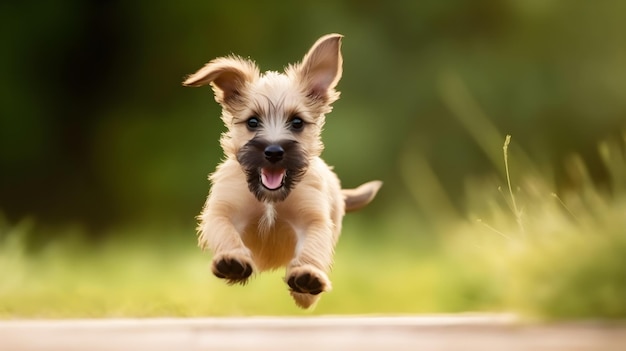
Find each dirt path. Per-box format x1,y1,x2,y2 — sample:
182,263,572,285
1,314,624,351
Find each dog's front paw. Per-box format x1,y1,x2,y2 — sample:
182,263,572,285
286,265,330,295
212,252,254,285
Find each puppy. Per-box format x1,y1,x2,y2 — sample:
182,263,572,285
183,34,381,308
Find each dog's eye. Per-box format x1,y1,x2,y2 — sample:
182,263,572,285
290,117,304,131
246,117,260,130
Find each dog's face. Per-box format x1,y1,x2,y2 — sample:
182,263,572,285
184,34,343,202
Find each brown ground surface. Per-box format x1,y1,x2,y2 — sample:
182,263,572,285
1,314,624,351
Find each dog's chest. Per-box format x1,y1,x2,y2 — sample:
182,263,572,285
241,203,298,271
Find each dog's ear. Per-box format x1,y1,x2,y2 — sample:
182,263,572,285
296,34,343,102
183,56,259,104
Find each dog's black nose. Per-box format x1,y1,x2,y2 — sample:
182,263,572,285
264,145,284,163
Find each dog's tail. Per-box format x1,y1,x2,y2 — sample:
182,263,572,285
342,180,383,213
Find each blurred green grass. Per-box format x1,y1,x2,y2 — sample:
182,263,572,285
0,218,461,317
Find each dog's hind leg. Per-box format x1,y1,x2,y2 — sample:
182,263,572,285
290,291,321,310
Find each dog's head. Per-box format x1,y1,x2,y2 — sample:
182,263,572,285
184,34,343,202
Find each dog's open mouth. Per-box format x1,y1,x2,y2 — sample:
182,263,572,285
261,168,286,190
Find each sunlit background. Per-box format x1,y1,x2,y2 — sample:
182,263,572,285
1,1,625,319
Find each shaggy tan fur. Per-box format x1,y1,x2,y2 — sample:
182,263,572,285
183,34,381,309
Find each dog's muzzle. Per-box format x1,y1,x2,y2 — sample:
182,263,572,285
237,138,308,202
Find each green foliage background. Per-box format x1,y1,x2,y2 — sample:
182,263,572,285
1,1,625,319
2,0,625,230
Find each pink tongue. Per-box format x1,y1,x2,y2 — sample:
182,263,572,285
261,168,286,190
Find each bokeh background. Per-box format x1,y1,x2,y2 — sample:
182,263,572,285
1,1,625,318
3,0,626,233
